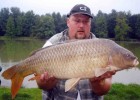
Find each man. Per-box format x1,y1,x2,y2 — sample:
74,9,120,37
37,4,115,100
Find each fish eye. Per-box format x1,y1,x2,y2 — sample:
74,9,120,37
125,53,131,59
125,53,135,60
126,54,130,57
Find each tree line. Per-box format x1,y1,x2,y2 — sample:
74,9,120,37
0,7,140,40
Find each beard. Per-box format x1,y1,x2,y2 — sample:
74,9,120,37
75,31,87,39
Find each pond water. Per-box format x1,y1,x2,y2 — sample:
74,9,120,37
0,39,140,88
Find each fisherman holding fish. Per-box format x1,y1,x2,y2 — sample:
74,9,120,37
2,3,139,100
37,4,116,100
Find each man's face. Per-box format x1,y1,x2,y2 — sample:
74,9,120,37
67,14,91,39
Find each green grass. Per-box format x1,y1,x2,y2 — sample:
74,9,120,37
104,83,140,100
0,83,140,100
0,87,41,100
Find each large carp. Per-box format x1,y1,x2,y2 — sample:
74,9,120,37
2,38,139,99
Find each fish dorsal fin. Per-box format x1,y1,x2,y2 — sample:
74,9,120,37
65,78,80,92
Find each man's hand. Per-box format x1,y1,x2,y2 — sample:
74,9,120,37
36,72,58,90
93,70,116,81
90,71,116,95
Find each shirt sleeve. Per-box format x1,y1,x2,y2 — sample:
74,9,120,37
42,41,52,48
42,32,63,48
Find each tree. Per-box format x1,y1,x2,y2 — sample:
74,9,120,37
0,8,9,36
33,14,55,39
94,10,108,38
31,14,42,37
60,15,67,31
22,11,35,36
6,16,16,37
4,7,25,37
135,14,140,39
52,12,67,33
107,9,117,38
114,12,131,40
0,7,140,40
16,15,24,36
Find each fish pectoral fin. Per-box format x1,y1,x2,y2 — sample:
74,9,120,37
95,66,119,77
109,66,120,71
95,67,111,77
28,74,41,81
65,78,80,92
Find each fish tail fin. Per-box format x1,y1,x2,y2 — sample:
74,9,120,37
11,74,24,99
2,65,17,79
2,65,24,99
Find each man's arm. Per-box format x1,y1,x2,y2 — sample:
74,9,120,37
90,71,116,95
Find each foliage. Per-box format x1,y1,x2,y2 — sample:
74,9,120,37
5,16,15,38
94,10,108,38
114,12,131,40
0,7,140,40
32,14,55,39
107,9,117,38
22,11,35,37
0,8,9,36
135,15,140,39
52,12,67,33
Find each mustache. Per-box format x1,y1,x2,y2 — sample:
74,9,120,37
77,29,85,32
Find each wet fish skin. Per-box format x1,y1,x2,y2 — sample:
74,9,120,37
2,38,139,99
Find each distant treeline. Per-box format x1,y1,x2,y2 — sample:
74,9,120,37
0,7,140,40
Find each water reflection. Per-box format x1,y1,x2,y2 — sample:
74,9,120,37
117,41,140,62
0,39,140,88
0,39,44,88
112,68,140,84
0,39,45,62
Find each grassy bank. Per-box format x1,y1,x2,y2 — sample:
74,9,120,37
0,87,41,100
105,83,140,100
0,83,140,100
0,36,43,41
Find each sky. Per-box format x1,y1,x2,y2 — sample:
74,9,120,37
0,0,140,15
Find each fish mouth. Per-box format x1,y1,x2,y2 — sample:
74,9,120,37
133,59,139,66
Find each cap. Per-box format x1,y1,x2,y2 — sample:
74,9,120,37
67,4,93,18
